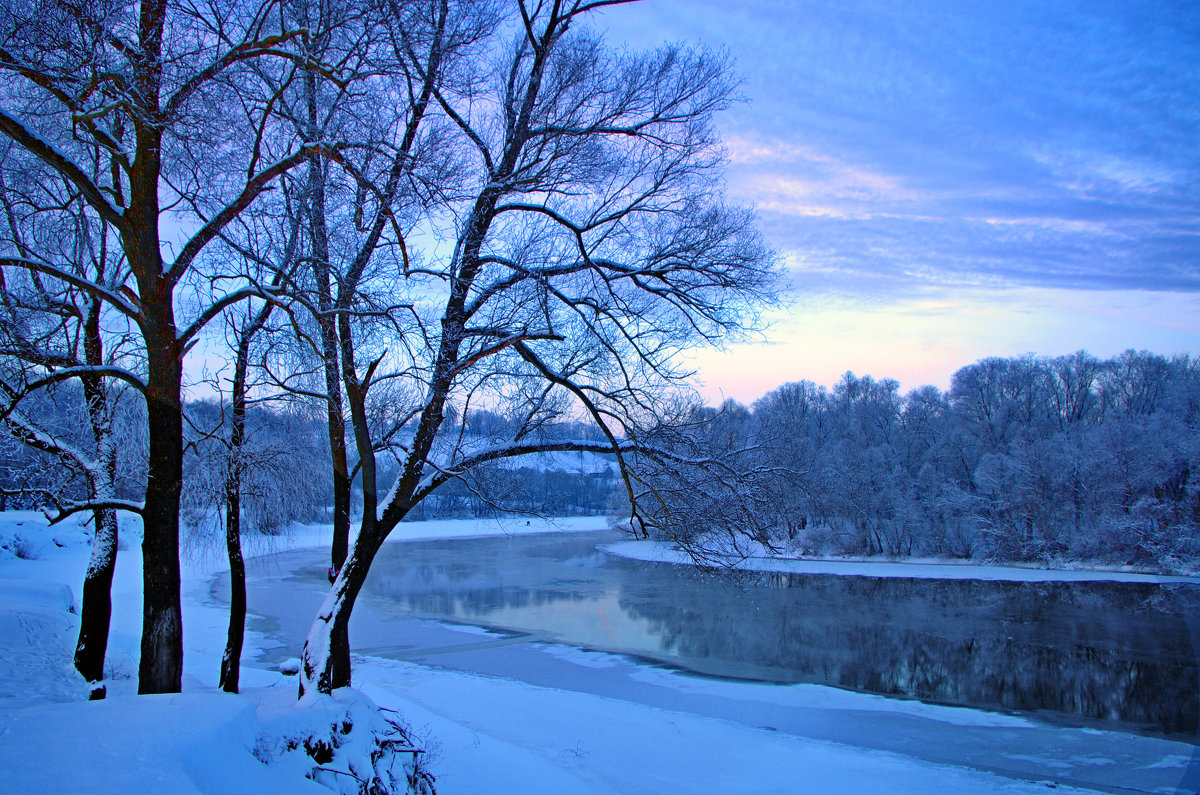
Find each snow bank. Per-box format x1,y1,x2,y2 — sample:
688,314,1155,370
0,512,433,794
0,693,327,794
256,688,435,795
601,540,1200,583
0,578,90,706
355,655,1098,795
0,684,431,794
0,513,606,794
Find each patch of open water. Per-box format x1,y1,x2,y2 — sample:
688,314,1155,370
295,529,1200,738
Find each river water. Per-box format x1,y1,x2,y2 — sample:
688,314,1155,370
291,529,1200,738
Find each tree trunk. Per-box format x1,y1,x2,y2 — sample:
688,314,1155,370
298,537,375,696
124,20,184,691
138,295,184,694
301,307,394,696
324,359,351,577
139,389,184,694
218,376,247,692
75,506,117,697
219,325,259,693
304,80,351,580
74,293,118,695
314,234,352,579
219,496,246,693
299,59,350,581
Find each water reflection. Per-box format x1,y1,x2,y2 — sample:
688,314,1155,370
356,531,1200,737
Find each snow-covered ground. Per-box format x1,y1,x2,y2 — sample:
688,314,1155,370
1,511,1196,793
601,539,1200,584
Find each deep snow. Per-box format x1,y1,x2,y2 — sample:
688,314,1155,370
0,511,1196,793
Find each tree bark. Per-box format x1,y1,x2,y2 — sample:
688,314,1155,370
75,506,117,695
299,532,378,696
303,64,352,581
74,293,118,693
219,492,246,693
139,365,184,694
218,301,272,693
129,4,184,695
138,277,185,694
218,354,248,693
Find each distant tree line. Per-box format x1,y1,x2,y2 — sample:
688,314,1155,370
1,399,617,525
630,350,1200,573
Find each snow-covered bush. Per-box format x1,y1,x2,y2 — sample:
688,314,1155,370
255,689,436,795
1,532,38,560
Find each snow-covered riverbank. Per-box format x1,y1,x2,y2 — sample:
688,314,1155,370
1,512,1196,793
601,539,1200,584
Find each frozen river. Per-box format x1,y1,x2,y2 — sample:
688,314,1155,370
251,528,1200,739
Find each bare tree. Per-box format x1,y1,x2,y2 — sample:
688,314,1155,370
296,0,776,695
0,0,334,693
280,0,492,583
202,289,285,694
179,134,308,693
0,145,137,694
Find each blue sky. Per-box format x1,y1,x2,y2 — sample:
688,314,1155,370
596,0,1200,402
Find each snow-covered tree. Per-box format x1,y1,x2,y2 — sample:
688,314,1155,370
0,0,340,693
0,146,136,692
295,0,776,695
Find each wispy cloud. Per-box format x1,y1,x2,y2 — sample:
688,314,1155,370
623,0,1200,294
595,0,1200,394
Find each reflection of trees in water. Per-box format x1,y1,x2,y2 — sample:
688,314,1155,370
370,573,586,617
619,565,1200,736
341,534,1198,736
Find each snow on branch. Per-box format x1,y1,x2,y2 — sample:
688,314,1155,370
177,283,286,347
17,365,147,396
162,27,317,120
0,111,125,228
168,145,328,281
0,257,140,320
44,498,145,525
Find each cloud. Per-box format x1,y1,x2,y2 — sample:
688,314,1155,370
599,1,1200,297
721,124,1200,294
590,1,1200,403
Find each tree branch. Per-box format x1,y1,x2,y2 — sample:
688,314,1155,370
0,111,124,228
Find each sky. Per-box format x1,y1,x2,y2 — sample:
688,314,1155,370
595,0,1200,404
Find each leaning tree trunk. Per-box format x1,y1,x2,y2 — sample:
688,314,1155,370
298,539,374,697
300,306,397,696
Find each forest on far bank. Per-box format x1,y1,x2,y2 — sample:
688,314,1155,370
628,348,1200,574
6,348,1195,574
